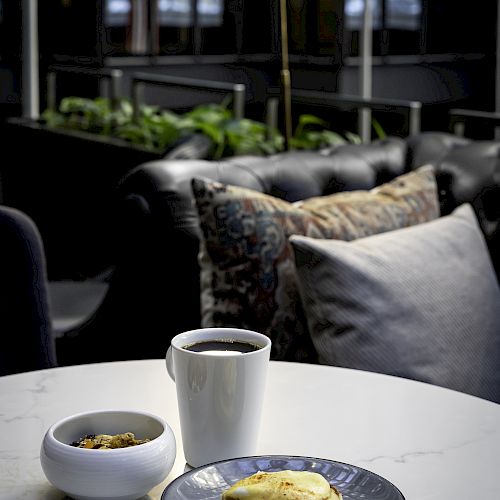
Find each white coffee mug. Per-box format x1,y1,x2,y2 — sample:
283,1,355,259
166,327,271,468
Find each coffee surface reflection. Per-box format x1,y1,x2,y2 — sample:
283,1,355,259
183,340,263,354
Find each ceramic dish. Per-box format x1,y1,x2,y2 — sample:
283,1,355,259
41,409,176,500
162,455,404,499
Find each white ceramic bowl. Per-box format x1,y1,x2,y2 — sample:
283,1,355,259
40,409,176,500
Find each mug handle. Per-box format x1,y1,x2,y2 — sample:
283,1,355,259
166,346,175,382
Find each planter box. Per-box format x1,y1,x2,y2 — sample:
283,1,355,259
2,118,164,279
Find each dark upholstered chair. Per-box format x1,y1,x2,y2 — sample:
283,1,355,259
0,205,57,375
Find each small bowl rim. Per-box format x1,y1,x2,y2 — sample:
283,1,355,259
45,408,170,454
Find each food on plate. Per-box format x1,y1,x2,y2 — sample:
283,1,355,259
70,432,150,449
221,470,342,499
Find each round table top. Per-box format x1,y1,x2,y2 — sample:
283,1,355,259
1,359,499,499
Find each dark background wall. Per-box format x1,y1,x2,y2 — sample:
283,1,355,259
0,0,22,118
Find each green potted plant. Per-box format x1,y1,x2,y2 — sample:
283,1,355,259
38,95,379,159
289,113,387,150
40,96,285,160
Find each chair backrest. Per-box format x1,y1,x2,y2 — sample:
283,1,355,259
0,205,56,376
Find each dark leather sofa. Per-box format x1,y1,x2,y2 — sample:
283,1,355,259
56,132,500,366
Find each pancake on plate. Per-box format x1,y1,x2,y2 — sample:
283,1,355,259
221,470,342,499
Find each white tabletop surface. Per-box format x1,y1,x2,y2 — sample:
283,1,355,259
1,359,499,499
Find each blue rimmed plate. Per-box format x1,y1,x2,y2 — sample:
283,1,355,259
161,455,405,499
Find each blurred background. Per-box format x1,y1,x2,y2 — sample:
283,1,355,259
0,0,496,133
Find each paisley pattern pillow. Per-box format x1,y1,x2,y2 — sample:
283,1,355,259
192,165,439,361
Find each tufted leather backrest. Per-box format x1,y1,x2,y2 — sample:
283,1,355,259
69,132,500,362
115,137,411,241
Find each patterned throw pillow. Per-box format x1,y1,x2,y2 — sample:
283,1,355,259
192,165,439,361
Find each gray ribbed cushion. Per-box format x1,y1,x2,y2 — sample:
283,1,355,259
290,204,500,402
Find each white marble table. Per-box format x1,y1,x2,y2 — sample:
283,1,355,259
1,359,499,499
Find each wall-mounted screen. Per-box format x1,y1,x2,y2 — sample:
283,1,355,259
386,0,422,30
345,0,382,31
158,0,192,26
104,0,223,28
345,0,422,31
158,0,223,27
105,0,131,27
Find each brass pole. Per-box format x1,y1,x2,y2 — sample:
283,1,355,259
279,0,293,150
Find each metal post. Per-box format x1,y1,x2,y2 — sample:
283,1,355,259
129,0,148,54
359,0,373,143
232,84,246,120
22,0,39,119
408,102,422,136
266,97,280,141
46,72,57,112
110,69,123,111
453,120,466,137
132,81,145,122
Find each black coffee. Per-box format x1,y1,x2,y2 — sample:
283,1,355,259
183,339,263,353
